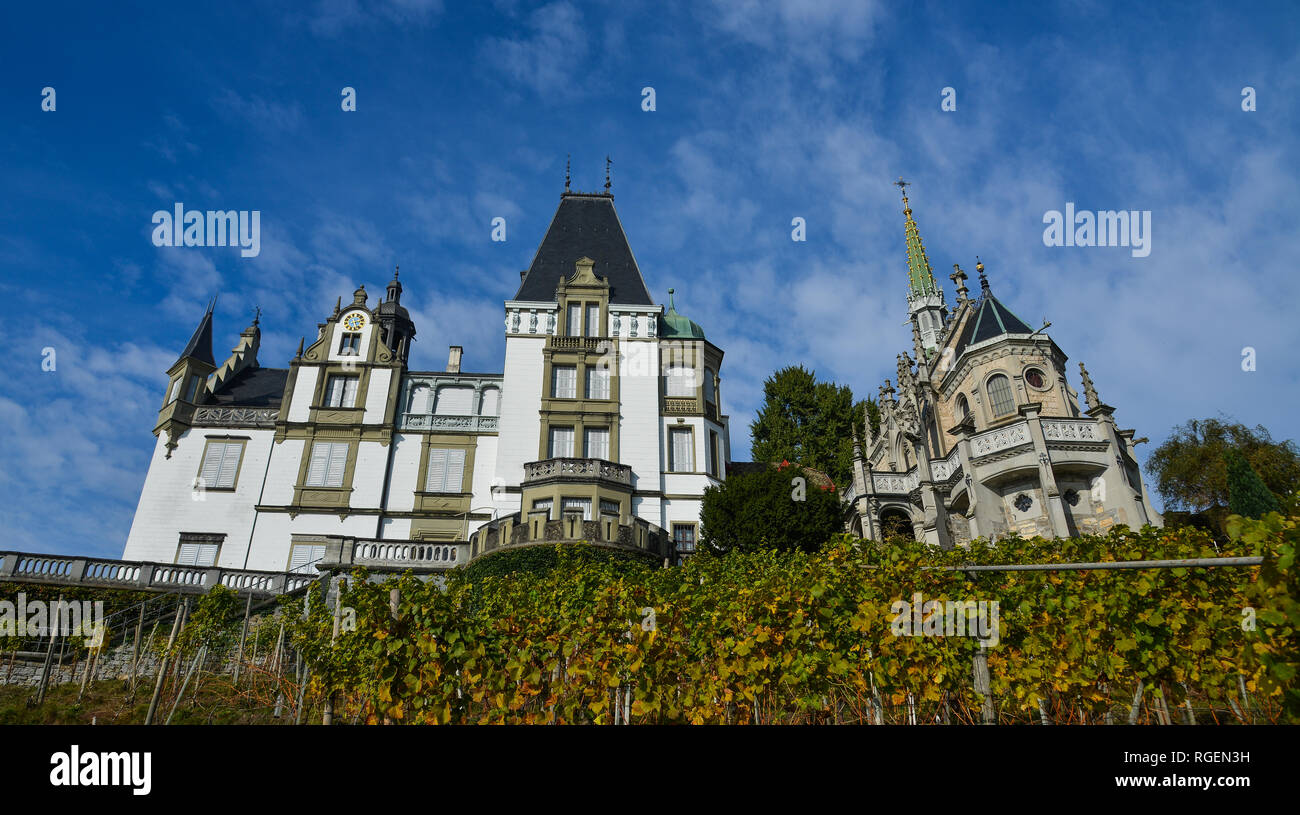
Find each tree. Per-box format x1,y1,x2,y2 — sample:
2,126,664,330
749,365,878,487
700,462,844,555
1146,417,1299,525
1224,448,1283,519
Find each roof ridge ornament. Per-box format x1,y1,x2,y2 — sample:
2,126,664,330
565,154,571,193
605,155,612,194
976,256,990,297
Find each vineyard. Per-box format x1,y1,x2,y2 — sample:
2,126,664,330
284,514,1296,725
2,514,1295,725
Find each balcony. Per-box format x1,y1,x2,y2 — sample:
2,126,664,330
550,336,610,353
523,457,633,486
663,397,697,415
399,413,499,432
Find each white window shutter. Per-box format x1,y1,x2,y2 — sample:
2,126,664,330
306,443,330,486
200,444,224,488
216,443,240,488
426,448,447,491
177,544,199,566
445,449,465,492
323,443,347,487
343,377,359,408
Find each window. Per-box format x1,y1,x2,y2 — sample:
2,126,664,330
704,368,716,404
586,366,610,399
1024,367,1047,389
666,365,694,397
708,430,719,477
956,393,971,421
168,378,182,404
339,333,361,356
324,375,359,408
670,428,693,472
567,303,582,336
176,536,221,567
552,366,577,399
425,448,467,493
599,499,619,517
435,385,474,415
986,374,1015,417
532,498,553,519
288,543,326,574
184,376,202,402
673,524,696,553
586,304,600,338
548,426,574,458
585,427,609,460
407,384,431,414
305,442,349,487
479,387,500,416
198,440,243,489
561,497,592,520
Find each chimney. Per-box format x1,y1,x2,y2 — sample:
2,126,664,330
519,270,527,282
447,345,463,373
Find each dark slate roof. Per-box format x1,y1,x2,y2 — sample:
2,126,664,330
200,367,288,407
513,194,655,305
178,306,216,366
954,292,1034,354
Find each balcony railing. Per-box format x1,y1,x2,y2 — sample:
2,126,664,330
970,420,1033,458
192,407,278,428
523,457,633,486
663,397,697,415
1041,418,1105,444
399,413,499,432
0,552,317,596
551,336,610,353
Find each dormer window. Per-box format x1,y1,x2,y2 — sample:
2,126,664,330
339,333,361,356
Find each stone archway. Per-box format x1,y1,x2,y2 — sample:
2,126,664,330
879,506,916,541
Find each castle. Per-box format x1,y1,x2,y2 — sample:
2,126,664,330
122,178,1162,573
844,181,1163,545
123,187,731,572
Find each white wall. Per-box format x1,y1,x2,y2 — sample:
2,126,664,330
494,335,545,486
122,427,275,569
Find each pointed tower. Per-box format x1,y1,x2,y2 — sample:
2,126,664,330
375,265,416,364
155,299,219,457
896,179,947,356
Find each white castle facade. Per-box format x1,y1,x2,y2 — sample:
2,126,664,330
123,189,731,572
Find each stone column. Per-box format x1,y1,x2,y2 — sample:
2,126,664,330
1021,404,1068,538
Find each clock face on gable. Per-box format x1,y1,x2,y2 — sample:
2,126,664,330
342,312,366,331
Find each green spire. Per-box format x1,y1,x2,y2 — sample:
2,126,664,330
896,178,939,298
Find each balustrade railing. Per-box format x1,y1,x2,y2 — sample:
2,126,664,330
523,457,633,485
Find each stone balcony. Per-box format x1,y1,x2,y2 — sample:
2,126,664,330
398,413,499,432
523,457,633,487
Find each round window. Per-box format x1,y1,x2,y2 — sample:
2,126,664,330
1024,367,1047,389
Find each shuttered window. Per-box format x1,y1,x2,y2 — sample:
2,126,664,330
176,541,220,566
289,543,326,574
561,497,592,520
548,427,574,458
325,375,359,408
552,366,577,399
424,448,467,493
586,367,609,399
666,366,694,397
198,441,243,489
434,385,474,415
986,374,1015,417
585,427,609,460
305,442,349,487
670,428,693,472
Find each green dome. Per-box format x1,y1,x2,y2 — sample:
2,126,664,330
659,288,706,339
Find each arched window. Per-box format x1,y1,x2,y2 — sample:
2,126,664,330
407,384,431,414
478,387,500,416
955,393,970,421
986,374,1015,418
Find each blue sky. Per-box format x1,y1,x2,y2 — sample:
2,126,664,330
2,0,1298,558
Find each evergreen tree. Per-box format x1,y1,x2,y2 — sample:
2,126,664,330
700,463,844,554
748,365,876,487
1224,447,1282,518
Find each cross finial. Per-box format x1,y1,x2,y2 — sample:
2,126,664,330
252,305,261,326
950,263,969,300
394,264,399,279
895,176,910,200
604,155,612,193
564,154,571,192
